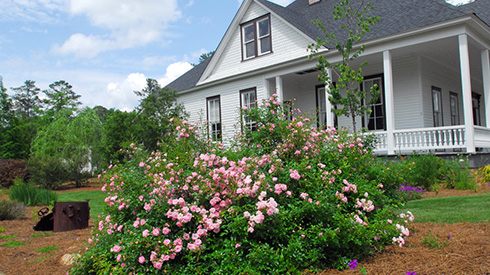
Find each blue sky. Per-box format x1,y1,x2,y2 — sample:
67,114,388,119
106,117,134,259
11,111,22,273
0,0,470,111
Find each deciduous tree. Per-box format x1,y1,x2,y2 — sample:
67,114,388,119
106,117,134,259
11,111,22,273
308,0,380,132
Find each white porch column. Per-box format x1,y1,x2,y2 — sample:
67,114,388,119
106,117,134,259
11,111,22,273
482,49,490,127
383,50,395,155
325,67,335,128
275,76,284,103
458,34,476,153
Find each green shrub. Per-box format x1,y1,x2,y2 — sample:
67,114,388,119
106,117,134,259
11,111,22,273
405,153,444,190
441,157,476,190
8,178,58,206
27,156,66,190
0,200,26,220
72,96,414,274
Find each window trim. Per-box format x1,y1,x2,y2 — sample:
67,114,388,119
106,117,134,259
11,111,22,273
432,86,443,127
239,87,257,132
449,92,460,126
361,74,385,131
240,14,272,61
206,95,222,141
472,92,481,126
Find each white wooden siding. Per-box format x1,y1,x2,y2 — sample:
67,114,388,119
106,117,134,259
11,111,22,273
177,75,269,143
200,1,313,84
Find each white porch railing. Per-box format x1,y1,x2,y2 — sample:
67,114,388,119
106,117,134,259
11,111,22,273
370,125,468,154
475,126,490,148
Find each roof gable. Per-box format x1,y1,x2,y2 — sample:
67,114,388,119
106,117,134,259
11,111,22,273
167,0,489,93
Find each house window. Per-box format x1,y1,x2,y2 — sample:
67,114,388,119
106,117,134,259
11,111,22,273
240,88,257,131
241,15,271,60
472,93,481,126
450,92,459,125
432,87,443,127
362,76,385,130
316,86,327,129
207,96,221,141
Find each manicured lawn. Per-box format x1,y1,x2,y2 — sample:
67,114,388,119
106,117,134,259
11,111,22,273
57,191,106,220
399,193,490,223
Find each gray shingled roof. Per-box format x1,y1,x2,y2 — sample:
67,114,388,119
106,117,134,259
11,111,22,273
167,0,489,92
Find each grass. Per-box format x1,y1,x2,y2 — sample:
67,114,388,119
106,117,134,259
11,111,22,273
2,240,26,247
30,232,53,238
0,234,18,240
57,190,106,219
36,245,59,253
399,193,490,223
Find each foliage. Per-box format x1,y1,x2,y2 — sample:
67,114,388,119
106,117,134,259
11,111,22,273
476,164,490,183
11,80,43,119
440,156,475,190
42,80,82,119
134,78,188,152
422,232,449,248
72,97,413,274
0,226,5,233
29,108,105,188
8,179,58,206
191,51,215,66
308,0,380,132
0,200,26,221
103,110,141,164
0,159,29,188
381,154,476,193
398,193,490,223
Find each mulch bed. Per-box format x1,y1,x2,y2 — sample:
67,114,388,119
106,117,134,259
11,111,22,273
1,182,489,275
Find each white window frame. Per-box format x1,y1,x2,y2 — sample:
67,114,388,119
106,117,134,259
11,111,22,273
240,88,257,131
362,75,385,131
450,92,460,125
432,86,443,127
207,96,221,141
241,14,272,60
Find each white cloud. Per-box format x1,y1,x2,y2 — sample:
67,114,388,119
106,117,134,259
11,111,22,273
54,0,182,57
105,73,147,111
0,0,66,23
158,62,193,87
52,33,114,58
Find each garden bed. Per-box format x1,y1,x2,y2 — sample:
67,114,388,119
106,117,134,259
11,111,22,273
1,183,489,274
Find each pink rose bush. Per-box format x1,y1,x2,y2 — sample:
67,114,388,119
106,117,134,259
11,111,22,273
72,95,413,274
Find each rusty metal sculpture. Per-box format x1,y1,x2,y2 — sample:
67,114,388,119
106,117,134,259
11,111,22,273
34,200,90,232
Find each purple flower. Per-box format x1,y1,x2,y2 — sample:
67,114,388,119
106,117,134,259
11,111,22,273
406,272,417,275
447,234,451,239
348,259,358,270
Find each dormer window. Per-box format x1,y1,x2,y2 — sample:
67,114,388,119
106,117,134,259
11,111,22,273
241,14,272,60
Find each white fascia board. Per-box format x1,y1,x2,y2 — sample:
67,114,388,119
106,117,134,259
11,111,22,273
180,53,324,96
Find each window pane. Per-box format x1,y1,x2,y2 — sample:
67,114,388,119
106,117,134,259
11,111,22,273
260,36,271,54
244,24,255,42
245,42,255,58
258,18,270,37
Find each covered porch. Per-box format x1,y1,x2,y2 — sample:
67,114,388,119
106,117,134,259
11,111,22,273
264,27,490,155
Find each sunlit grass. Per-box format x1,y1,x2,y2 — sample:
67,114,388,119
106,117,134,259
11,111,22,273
399,193,490,223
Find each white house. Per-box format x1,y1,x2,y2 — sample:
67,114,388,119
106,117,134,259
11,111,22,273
167,0,490,156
